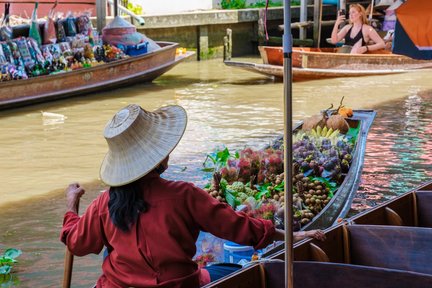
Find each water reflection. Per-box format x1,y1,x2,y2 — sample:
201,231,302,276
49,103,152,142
0,58,431,287
352,90,432,212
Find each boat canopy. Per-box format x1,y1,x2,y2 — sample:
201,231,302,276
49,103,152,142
393,0,432,59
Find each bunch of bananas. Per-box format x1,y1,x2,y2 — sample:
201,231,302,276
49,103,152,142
311,126,340,138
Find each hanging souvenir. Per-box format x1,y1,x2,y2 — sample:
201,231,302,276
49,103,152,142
29,2,42,46
64,12,77,37
0,3,12,41
76,12,92,36
55,14,67,43
43,1,58,44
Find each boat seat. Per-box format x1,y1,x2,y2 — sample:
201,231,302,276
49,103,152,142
260,261,432,288
345,224,432,274
415,191,432,227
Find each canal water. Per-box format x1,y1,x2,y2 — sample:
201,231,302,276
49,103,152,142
0,58,431,287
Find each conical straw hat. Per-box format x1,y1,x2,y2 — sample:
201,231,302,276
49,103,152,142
100,104,187,186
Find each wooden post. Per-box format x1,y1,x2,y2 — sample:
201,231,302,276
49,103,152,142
258,9,265,44
198,26,209,61
223,29,232,61
299,0,308,40
96,0,107,33
227,29,232,60
313,0,323,48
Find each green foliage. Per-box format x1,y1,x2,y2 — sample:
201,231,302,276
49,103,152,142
127,2,143,15
202,147,238,173
221,0,246,9
248,0,283,8
0,248,22,286
220,0,299,9
346,123,360,145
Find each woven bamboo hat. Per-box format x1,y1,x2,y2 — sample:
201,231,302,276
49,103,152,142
100,104,187,186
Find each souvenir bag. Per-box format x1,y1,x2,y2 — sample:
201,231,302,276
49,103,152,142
29,2,42,46
0,43,7,64
64,12,77,37
14,38,34,69
76,12,92,36
43,1,58,44
55,13,67,43
1,42,13,64
27,38,46,64
0,3,12,41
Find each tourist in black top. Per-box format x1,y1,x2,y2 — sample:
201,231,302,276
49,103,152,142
331,4,385,54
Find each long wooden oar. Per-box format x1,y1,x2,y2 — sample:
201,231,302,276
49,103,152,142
62,200,80,288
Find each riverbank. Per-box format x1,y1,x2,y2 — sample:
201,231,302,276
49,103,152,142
135,5,338,60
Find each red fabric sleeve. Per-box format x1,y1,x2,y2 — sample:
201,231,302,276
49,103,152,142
186,185,275,250
60,199,104,256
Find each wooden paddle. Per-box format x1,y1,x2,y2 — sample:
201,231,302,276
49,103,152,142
62,200,80,288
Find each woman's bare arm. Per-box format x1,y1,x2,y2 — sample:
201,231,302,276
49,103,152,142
331,14,350,44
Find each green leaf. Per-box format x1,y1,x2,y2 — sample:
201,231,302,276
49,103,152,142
234,151,240,159
346,123,360,144
255,189,270,200
0,257,15,264
274,181,285,191
225,189,238,208
201,167,215,172
311,177,338,192
0,265,11,275
216,148,231,164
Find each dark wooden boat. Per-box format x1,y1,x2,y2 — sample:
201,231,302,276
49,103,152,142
224,46,432,81
0,42,194,110
204,180,432,288
299,110,376,231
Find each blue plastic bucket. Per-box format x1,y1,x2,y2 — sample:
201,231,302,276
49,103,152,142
323,0,338,5
223,241,255,264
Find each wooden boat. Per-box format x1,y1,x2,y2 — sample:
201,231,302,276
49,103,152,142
297,110,376,231
224,46,432,81
224,60,407,81
0,42,194,110
204,180,432,288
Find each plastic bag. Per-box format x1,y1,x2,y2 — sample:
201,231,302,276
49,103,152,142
29,2,42,46
76,12,92,35
55,14,67,43
64,12,77,37
14,37,34,69
27,38,45,64
0,3,12,41
0,44,6,64
43,1,58,44
1,42,13,63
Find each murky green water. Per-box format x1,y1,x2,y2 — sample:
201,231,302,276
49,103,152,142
0,58,431,287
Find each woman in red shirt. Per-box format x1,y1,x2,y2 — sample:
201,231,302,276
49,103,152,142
61,104,325,287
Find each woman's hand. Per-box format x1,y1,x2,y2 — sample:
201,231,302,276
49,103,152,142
305,230,326,241
65,183,85,214
335,13,346,26
351,43,368,54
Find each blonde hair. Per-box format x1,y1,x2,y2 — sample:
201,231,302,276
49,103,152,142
349,4,369,25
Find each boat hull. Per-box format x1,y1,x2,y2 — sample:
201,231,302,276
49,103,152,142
204,180,432,288
224,60,411,81
259,46,432,69
0,42,194,110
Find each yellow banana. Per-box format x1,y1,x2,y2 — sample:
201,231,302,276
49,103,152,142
329,129,340,138
311,128,317,137
316,126,322,136
326,127,334,138
322,126,328,137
